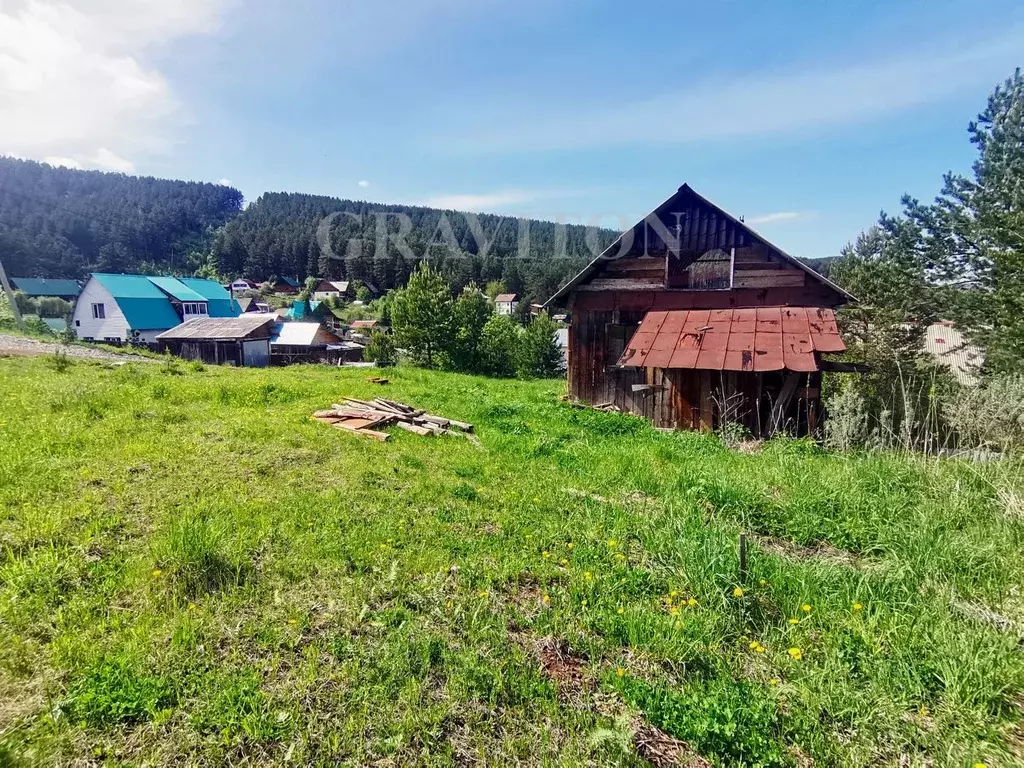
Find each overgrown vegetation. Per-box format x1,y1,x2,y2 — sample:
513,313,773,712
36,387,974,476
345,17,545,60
0,357,1021,766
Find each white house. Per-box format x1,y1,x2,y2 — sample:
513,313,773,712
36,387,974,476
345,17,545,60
72,274,239,344
229,278,260,294
494,293,519,316
312,280,350,301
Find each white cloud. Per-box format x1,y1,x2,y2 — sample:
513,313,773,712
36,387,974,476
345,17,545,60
746,211,804,225
357,180,370,188
0,0,235,171
460,29,1024,152
218,178,233,186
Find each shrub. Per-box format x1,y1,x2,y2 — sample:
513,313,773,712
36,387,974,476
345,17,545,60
363,330,397,367
479,314,521,377
943,374,1024,453
518,312,562,378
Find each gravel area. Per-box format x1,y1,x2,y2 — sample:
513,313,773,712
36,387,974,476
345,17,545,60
0,333,157,363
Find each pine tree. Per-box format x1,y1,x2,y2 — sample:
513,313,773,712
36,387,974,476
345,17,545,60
390,262,453,368
450,283,493,372
904,68,1024,374
518,312,563,378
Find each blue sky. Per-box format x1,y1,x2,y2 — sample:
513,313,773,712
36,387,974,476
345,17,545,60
2,0,1022,259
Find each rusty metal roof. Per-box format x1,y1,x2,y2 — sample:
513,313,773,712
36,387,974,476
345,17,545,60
156,315,276,341
617,307,845,372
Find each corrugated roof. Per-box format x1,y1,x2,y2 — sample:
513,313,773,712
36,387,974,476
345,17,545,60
157,315,276,340
91,274,183,330
271,322,327,346
11,278,81,297
924,322,983,386
147,276,207,303
350,319,377,328
618,307,845,372
495,293,518,302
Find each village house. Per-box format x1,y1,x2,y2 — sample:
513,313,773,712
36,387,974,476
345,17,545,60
264,277,301,294
312,280,350,301
229,278,260,294
494,293,519,316
156,315,276,367
545,184,853,438
72,273,240,344
270,321,344,365
11,277,82,300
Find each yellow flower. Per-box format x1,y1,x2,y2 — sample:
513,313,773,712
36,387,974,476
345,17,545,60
607,539,617,547
749,640,766,653
687,598,697,607
789,618,800,625
287,618,297,625
477,590,489,599
446,600,453,608
525,534,533,540
801,603,812,613
581,599,588,607
567,542,574,550
852,602,863,612
617,607,625,615
614,553,626,561
541,594,550,605
669,590,679,598
616,667,625,677
788,647,803,661
732,586,745,598
584,571,593,580
151,568,162,578
769,677,780,685
759,579,767,586
542,550,551,559
973,763,988,768
559,558,569,566
669,607,680,616
187,603,196,611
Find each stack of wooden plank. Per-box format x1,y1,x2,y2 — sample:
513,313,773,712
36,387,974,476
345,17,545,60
312,397,475,442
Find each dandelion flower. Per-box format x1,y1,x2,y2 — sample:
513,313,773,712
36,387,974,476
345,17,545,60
852,602,863,612
616,667,625,678
567,543,574,550
581,599,588,607
788,647,803,661
541,594,550,605
769,677,780,685
733,586,745,598
749,640,765,653
478,590,489,599
670,607,680,617
973,763,988,768
687,598,697,607
151,568,162,578
542,550,551,559
789,618,800,625
801,603,812,613
759,579,767,586
287,618,297,625
614,553,626,561
187,603,196,611
607,539,617,548
584,571,593,580
617,607,625,615
559,558,569,566
670,590,679,598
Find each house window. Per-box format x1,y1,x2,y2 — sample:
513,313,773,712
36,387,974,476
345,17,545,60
91,303,105,319
183,302,208,315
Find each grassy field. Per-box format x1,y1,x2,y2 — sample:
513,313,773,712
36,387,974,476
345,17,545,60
1,354,1022,767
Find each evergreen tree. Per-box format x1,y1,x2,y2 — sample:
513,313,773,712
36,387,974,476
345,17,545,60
519,312,563,378
902,69,1024,374
449,283,493,371
479,314,521,377
390,262,453,368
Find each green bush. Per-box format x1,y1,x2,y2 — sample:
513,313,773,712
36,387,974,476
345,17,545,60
479,314,521,377
363,330,397,367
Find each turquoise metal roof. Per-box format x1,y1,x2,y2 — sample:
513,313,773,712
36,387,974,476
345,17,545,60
90,274,183,330
11,278,81,297
179,278,241,318
147,276,206,303
287,299,309,320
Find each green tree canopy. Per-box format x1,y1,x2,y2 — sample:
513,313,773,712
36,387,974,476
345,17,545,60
390,262,453,368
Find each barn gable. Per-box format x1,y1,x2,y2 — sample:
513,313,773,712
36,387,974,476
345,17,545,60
546,184,851,308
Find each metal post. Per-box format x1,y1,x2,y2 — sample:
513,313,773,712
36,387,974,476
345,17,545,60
0,258,25,330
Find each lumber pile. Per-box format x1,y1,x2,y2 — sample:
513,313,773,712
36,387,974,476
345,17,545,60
312,397,476,442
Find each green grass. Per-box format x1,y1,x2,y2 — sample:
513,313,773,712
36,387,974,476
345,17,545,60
0,356,1022,766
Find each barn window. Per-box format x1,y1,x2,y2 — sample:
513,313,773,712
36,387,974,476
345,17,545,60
91,303,105,319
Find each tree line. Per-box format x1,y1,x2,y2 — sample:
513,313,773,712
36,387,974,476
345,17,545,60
0,157,242,278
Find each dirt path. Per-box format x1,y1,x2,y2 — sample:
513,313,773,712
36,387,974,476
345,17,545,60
0,333,157,363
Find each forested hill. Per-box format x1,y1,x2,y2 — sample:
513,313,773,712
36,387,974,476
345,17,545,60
212,192,621,301
0,156,243,279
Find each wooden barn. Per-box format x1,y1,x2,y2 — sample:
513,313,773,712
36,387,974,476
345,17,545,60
156,316,275,367
545,184,854,438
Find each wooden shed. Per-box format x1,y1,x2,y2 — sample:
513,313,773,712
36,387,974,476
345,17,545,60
546,184,854,438
156,315,275,367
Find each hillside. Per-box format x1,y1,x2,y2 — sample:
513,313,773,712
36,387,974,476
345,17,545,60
212,192,620,301
0,157,243,279
1,356,1021,766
